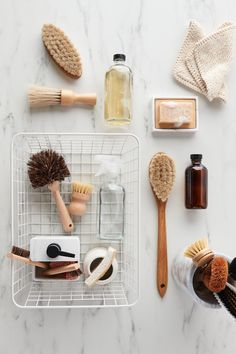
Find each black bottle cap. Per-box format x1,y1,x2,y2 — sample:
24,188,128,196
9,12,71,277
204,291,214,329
113,53,126,61
190,154,202,161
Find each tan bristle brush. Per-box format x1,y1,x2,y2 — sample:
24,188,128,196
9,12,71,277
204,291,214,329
184,238,214,268
42,24,82,79
7,246,48,269
149,152,176,297
68,182,93,216
28,86,97,108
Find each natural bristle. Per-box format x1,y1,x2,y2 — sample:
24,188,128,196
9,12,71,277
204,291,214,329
11,246,30,258
72,181,93,194
184,238,209,258
28,86,61,107
149,152,175,202
27,149,70,188
42,24,82,79
203,256,228,293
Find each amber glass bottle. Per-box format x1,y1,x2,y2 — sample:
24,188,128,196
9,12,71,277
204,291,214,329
185,154,208,209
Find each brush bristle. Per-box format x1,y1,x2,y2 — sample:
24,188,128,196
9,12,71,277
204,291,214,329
203,256,228,293
149,152,175,202
184,238,209,258
28,86,61,107
215,286,236,319
27,149,70,188
11,246,30,258
42,24,82,79
72,181,93,194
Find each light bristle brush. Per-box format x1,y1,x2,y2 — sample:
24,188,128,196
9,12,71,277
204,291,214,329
7,246,48,269
184,238,214,267
28,86,97,108
42,24,82,79
149,152,176,297
27,149,73,232
68,181,93,216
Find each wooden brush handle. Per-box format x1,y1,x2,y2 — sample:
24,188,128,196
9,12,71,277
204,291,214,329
48,181,74,233
61,90,97,106
157,200,168,297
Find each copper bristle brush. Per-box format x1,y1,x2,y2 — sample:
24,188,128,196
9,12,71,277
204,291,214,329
27,149,73,232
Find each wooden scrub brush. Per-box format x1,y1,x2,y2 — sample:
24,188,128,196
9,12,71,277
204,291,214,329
149,152,176,297
68,182,93,216
184,238,214,268
202,256,228,293
28,86,97,108
7,246,48,269
42,24,82,79
27,149,74,232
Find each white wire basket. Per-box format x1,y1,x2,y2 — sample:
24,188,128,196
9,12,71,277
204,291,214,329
11,133,139,308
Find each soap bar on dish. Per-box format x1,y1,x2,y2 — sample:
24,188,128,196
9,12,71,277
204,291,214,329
159,101,192,128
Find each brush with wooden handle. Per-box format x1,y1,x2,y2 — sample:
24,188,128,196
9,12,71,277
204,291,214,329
149,152,176,297
27,149,73,233
28,86,97,108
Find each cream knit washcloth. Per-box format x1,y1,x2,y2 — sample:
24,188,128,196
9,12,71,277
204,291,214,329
173,21,236,102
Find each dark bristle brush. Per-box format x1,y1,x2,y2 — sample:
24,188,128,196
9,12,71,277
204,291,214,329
215,284,236,319
7,246,48,269
27,149,74,232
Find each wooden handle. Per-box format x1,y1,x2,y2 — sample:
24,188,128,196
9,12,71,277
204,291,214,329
61,90,97,106
157,200,168,297
73,93,97,106
52,190,74,232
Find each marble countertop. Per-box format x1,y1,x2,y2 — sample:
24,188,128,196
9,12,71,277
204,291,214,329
1,0,236,353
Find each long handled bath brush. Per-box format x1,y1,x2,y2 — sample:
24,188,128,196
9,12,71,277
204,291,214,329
27,149,73,232
28,86,97,108
42,24,82,79
149,152,176,297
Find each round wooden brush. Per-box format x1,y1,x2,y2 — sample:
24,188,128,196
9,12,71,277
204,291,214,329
42,24,82,79
149,152,176,297
184,238,214,268
28,86,97,108
68,181,93,216
27,149,74,232
202,256,228,293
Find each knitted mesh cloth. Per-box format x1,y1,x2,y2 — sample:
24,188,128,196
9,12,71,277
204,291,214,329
173,20,236,102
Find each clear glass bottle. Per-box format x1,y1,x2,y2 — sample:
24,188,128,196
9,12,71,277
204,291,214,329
185,154,208,209
95,155,125,240
104,54,133,125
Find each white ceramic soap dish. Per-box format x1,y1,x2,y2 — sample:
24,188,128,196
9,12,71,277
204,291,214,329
152,96,199,135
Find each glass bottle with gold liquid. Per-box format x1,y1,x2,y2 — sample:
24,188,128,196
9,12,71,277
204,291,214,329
104,54,133,125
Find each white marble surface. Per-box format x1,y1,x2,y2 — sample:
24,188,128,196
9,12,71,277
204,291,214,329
1,0,236,353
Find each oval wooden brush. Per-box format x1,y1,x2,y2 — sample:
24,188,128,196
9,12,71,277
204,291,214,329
42,24,82,79
27,149,74,233
149,152,176,297
68,181,93,216
202,256,228,293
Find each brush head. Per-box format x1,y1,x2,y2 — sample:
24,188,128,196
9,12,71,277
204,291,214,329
229,257,236,280
27,149,70,188
71,181,93,194
184,239,214,267
149,152,175,202
11,246,30,258
215,285,236,319
28,86,61,107
203,256,228,293
42,24,82,79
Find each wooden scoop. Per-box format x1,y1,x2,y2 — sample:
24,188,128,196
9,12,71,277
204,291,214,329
149,152,176,297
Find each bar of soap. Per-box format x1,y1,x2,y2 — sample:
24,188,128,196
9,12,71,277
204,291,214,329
159,101,192,128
